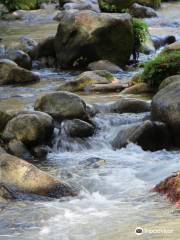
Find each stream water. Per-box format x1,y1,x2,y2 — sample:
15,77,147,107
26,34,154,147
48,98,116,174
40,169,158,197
0,2,180,240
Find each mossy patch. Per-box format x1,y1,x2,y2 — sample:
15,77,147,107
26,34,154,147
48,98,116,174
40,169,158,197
142,50,180,90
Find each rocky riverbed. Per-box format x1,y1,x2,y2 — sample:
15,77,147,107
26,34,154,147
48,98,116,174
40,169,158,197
0,1,180,239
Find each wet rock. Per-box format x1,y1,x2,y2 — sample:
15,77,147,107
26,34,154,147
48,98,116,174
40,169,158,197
63,119,95,138
19,36,38,53
151,80,180,147
153,172,180,207
32,145,50,160
79,157,106,168
88,60,122,72
159,75,180,90
121,83,152,94
0,184,16,203
30,37,56,60
108,98,150,113
54,10,133,68
0,59,40,85
8,140,33,161
112,120,172,151
151,35,176,50
130,3,157,18
0,110,12,132
3,112,54,146
34,91,89,121
4,49,32,70
0,154,76,198
57,70,116,92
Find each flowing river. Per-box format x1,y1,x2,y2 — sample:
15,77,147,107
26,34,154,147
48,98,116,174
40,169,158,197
0,2,180,240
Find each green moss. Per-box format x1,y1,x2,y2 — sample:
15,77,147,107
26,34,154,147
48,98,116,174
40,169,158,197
98,0,134,13
1,0,49,11
142,50,180,89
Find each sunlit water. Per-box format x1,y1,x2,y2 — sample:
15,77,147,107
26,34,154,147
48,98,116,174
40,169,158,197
0,2,180,240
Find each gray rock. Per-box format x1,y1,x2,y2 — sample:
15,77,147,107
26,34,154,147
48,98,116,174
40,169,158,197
159,75,180,90
63,119,95,138
0,59,40,85
88,60,122,72
152,80,180,146
112,120,172,151
130,3,157,18
34,91,89,121
3,111,54,146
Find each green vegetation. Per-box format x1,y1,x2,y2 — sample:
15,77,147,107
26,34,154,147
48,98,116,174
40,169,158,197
98,0,134,13
132,18,149,60
142,50,180,89
1,0,49,11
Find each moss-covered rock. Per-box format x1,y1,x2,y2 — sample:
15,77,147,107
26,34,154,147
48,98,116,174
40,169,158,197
57,70,116,92
142,46,180,90
136,0,161,9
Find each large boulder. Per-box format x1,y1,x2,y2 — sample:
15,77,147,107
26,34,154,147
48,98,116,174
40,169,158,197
3,111,54,146
151,81,180,146
0,59,40,85
153,172,180,206
0,154,76,198
57,70,116,92
54,10,133,68
112,120,172,151
34,91,89,121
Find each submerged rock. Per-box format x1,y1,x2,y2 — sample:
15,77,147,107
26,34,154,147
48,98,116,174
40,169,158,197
0,59,40,85
63,119,95,138
153,172,180,207
3,112,54,146
0,154,76,198
34,91,89,121
112,120,172,151
79,157,106,168
54,10,133,68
